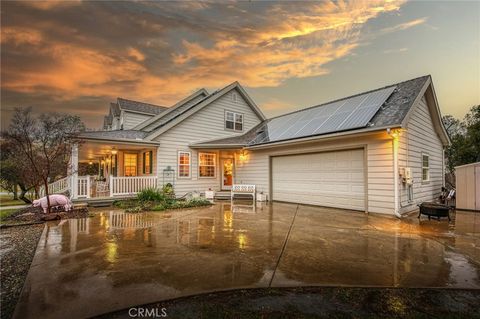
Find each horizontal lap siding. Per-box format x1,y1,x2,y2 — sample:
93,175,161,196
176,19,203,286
399,96,444,213
154,89,262,196
123,112,153,129
235,132,395,215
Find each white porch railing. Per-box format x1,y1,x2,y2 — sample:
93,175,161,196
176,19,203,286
77,176,91,198
39,176,71,198
110,176,158,196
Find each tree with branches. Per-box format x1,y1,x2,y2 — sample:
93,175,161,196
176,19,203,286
1,107,84,211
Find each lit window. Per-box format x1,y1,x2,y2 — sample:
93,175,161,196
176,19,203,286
422,154,430,182
124,153,137,176
225,111,243,131
199,153,216,177
178,151,191,178
143,151,152,174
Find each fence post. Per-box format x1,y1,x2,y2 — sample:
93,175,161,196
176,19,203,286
86,175,91,198
109,175,113,198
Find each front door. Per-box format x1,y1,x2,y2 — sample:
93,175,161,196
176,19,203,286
222,159,234,190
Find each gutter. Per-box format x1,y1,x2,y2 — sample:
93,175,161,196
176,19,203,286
77,135,160,146
387,128,402,219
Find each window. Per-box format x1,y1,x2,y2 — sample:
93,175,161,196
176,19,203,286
199,153,216,177
422,154,430,182
232,92,237,102
225,111,243,131
143,151,152,174
124,153,137,176
178,151,191,178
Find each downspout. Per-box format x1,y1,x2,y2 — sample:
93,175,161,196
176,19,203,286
388,128,402,218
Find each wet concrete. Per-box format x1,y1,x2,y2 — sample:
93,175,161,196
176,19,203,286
13,202,480,318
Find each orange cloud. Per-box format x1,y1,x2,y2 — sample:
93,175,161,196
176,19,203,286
1,0,408,107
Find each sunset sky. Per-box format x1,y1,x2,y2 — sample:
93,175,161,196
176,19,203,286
1,0,478,129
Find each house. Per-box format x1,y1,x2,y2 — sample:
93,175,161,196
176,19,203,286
52,75,449,217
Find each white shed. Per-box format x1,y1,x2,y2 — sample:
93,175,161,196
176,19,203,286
455,162,480,211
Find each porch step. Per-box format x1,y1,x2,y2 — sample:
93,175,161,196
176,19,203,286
214,191,231,200
73,198,116,207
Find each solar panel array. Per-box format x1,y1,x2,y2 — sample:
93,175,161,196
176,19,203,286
249,86,396,145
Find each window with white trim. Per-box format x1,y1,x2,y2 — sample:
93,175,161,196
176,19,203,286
422,154,430,182
178,151,191,178
225,111,243,131
199,152,216,177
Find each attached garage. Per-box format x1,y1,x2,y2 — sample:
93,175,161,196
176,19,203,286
271,149,366,211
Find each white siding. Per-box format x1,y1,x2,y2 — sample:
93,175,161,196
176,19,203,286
235,132,395,215
399,95,444,213
154,88,262,196
122,111,153,130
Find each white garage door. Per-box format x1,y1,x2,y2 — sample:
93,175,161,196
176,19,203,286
271,149,365,211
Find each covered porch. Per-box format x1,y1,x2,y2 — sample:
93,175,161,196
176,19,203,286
70,138,160,199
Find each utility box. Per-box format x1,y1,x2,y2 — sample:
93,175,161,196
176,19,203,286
455,162,480,211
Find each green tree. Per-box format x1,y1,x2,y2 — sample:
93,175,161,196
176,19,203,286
443,105,480,174
1,107,85,210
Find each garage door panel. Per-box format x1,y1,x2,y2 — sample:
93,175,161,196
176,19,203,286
272,149,365,211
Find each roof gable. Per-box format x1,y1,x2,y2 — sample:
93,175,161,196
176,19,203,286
144,82,266,141
133,88,209,131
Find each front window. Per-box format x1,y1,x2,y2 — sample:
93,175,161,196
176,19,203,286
178,151,191,178
225,111,243,131
422,154,430,182
143,151,152,174
124,153,137,176
199,153,216,177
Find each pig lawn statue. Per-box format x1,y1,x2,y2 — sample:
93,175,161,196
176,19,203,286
33,194,73,214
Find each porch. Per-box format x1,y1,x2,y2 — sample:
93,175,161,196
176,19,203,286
69,138,161,199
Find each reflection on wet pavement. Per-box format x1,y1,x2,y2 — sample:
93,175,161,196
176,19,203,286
14,202,480,319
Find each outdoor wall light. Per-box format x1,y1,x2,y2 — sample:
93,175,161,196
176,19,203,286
239,151,247,162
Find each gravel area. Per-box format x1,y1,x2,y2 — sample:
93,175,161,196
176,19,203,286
97,287,480,319
0,224,44,319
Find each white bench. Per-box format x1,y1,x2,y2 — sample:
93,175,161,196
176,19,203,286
231,184,256,201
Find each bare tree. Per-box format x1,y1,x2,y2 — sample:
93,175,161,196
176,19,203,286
1,107,84,212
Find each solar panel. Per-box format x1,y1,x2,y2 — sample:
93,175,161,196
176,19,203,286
250,86,396,145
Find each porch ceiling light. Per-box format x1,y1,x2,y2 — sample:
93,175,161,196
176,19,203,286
111,149,118,155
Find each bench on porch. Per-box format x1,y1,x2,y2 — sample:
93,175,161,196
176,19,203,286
231,184,256,201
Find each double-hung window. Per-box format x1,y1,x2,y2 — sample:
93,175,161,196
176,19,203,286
124,153,137,176
422,153,430,182
225,111,243,131
178,151,191,178
143,151,152,174
199,153,216,178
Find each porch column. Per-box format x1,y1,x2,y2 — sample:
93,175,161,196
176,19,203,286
71,143,79,199
156,146,161,188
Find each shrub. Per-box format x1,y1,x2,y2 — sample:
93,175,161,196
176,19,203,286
137,188,166,202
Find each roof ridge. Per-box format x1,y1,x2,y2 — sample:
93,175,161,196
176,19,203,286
266,75,430,122
116,97,166,109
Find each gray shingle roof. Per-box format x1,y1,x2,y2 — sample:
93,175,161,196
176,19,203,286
117,98,167,115
79,130,149,140
111,102,121,117
191,76,430,148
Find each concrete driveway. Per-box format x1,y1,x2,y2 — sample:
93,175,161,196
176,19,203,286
14,202,480,318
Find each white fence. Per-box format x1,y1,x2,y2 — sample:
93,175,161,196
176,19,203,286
39,176,70,198
110,176,158,196
77,176,91,198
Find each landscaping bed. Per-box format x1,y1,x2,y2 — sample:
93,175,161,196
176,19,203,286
1,206,90,226
114,188,212,213
0,223,44,319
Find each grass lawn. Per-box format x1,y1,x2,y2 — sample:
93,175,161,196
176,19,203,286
0,195,27,207
0,208,21,223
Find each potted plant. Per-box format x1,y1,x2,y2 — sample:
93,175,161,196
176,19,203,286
257,191,267,202
205,188,215,199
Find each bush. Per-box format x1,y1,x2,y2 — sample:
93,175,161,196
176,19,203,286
137,188,166,202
